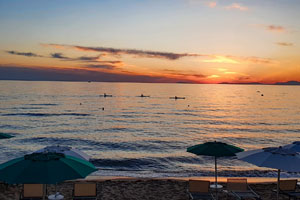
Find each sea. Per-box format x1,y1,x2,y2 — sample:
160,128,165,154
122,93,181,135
1,80,300,178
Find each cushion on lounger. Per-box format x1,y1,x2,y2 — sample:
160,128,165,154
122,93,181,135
189,180,210,193
74,183,96,197
279,179,297,191
23,184,43,198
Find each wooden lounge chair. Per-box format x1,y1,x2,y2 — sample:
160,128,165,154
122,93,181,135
226,178,261,200
188,179,215,200
20,184,44,200
279,179,300,199
73,182,97,200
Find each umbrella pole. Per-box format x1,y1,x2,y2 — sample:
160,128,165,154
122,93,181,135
215,156,218,200
43,184,46,200
215,156,217,187
277,169,280,200
55,182,57,196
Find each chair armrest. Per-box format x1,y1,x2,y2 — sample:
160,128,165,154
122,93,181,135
186,189,194,200
248,185,260,198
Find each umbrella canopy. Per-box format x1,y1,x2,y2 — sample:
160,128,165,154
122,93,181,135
0,152,97,184
0,133,14,139
187,141,243,199
283,141,300,152
187,141,244,157
237,146,300,172
237,146,300,200
34,145,90,161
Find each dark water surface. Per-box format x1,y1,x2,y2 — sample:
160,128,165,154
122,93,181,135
1,81,300,177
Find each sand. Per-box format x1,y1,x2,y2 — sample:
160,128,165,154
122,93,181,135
0,176,298,200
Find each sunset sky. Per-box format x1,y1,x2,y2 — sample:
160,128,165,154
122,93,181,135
0,0,299,84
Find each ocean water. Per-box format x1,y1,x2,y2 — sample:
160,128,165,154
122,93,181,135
1,80,300,178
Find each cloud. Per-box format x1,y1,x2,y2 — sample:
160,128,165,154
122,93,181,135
43,44,203,60
50,53,69,59
77,55,100,61
253,24,286,33
203,55,275,65
5,50,43,57
203,56,239,64
208,75,220,78
225,3,248,11
84,64,116,70
0,64,197,83
276,42,293,46
224,71,237,74
50,53,103,62
260,25,285,32
240,56,275,64
267,25,285,32
206,1,217,8
162,69,207,78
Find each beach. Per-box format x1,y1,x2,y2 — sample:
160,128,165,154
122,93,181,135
0,176,297,200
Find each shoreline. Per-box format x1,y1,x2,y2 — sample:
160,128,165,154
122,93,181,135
85,175,295,183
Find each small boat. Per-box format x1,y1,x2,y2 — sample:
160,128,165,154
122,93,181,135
138,94,150,98
99,93,113,97
169,96,185,100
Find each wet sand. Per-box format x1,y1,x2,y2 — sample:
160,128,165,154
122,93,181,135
0,176,298,200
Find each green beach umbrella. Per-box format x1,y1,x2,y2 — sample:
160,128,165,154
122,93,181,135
0,133,14,139
0,152,97,184
0,152,97,199
187,141,244,197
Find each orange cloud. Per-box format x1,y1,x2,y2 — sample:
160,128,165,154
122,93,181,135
225,55,276,65
276,42,293,46
161,69,207,79
208,75,220,78
202,55,275,65
224,71,237,74
266,25,285,32
225,3,248,11
206,1,217,8
203,56,239,64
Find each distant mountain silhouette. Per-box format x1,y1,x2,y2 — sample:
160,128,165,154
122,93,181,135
219,82,262,85
176,81,195,84
220,81,300,85
275,81,300,85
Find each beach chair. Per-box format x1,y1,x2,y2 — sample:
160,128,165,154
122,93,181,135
73,182,97,200
279,179,300,199
188,179,215,200
226,178,261,200
20,184,44,200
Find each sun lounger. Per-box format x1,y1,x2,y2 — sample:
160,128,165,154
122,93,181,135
226,178,261,200
279,179,300,199
20,184,44,200
188,179,215,200
73,182,97,200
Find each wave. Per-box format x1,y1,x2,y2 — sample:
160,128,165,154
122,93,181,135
2,113,90,117
18,137,185,152
27,103,58,106
11,107,46,110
